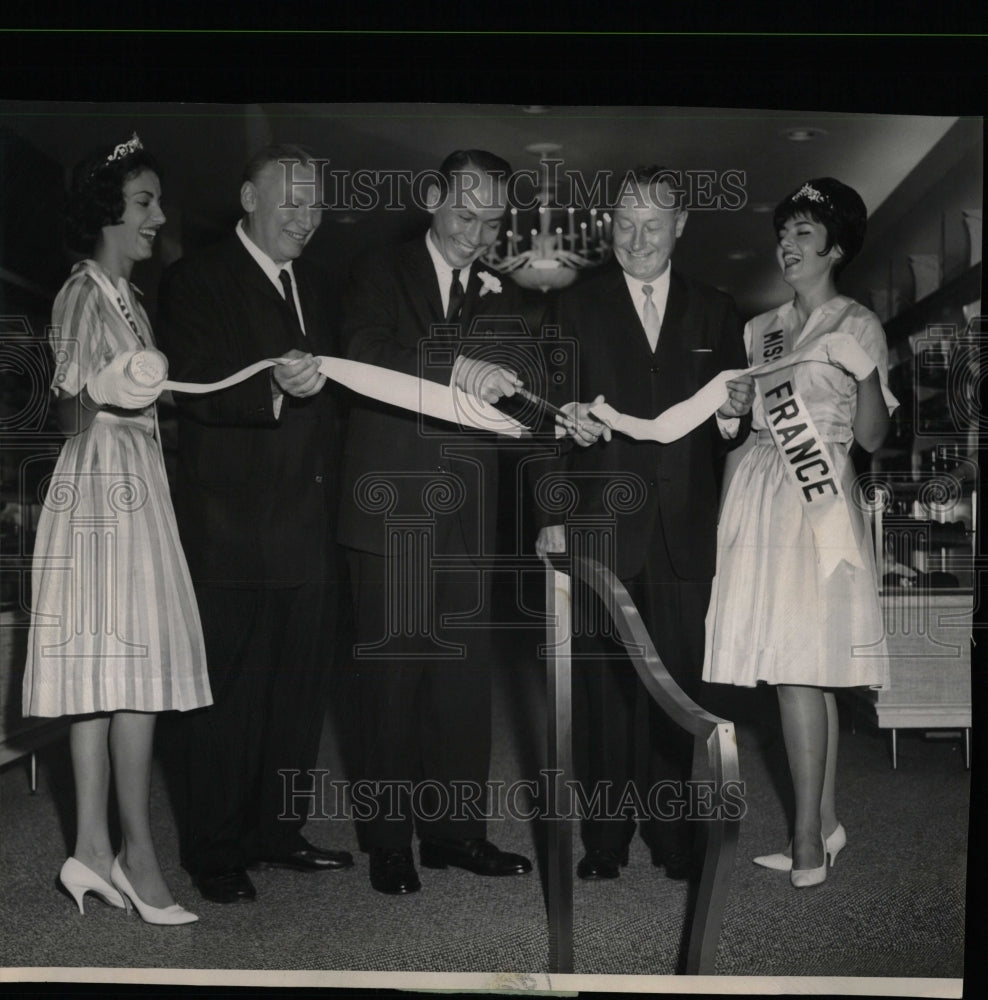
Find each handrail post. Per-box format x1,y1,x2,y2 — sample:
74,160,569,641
545,563,574,974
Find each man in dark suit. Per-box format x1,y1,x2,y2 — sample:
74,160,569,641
158,144,352,904
536,166,753,881
338,149,542,895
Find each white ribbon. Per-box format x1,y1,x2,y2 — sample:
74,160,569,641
84,263,528,439
587,332,867,444
587,332,874,576
160,355,527,438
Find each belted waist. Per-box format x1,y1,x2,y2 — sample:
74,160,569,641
93,408,156,436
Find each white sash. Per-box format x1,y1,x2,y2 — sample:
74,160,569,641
81,262,150,346
749,315,863,576
753,321,790,366
755,373,862,576
81,262,160,440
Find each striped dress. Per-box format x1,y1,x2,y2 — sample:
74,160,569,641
22,260,212,716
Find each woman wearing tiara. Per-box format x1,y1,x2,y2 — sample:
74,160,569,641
23,134,210,924
703,178,898,888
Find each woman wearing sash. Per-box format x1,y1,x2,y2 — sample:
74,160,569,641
23,136,210,923
703,178,898,887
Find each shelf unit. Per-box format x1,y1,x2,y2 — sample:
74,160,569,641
849,262,979,767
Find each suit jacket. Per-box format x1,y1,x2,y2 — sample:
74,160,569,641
157,234,343,588
337,237,543,561
548,262,749,581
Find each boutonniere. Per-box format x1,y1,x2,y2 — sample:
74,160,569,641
478,271,502,297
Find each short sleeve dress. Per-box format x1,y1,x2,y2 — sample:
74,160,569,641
23,260,212,717
702,295,898,689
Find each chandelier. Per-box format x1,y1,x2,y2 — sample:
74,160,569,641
484,143,612,293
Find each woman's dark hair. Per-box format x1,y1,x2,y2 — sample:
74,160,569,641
65,138,161,254
773,177,867,277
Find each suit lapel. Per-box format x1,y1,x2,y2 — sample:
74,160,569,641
655,268,689,361
229,237,310,351
460,266,482,322
292,262,333,355
232,237,283,305
399,238,445,330
654,269,717,403
605,265,654,361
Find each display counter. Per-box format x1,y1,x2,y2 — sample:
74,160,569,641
851,591,972,768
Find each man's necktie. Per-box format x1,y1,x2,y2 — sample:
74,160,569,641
641,284,661,352
279,269,303,333
446,268,465,322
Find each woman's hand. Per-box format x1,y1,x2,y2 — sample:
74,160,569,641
86,351,163,409
716,374,755,418
825,334,876,382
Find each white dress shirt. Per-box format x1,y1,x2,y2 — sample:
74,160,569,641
623,265,671,345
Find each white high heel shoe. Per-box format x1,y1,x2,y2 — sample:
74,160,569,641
753,822,846,871
110,857,198,926
791,834,828,889
59,857,126,914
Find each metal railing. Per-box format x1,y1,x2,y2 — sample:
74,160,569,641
543,554,741,975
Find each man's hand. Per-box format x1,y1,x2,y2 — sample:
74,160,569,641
561,396,612,446
453,355,520,403
535,524,566,561
273,350,326,398
716,375,754,419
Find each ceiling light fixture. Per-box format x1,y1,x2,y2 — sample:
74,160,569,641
782,126,828,142
485,143,612,293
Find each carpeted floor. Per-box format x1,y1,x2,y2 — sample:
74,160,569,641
0,621,971,990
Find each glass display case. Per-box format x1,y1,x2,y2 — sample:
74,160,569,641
865,262,981,595
849,263,980,767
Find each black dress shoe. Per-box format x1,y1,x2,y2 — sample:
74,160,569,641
251,842,354,872
369,847,421,895
419,837,532,876
194,867,256,903
650,846,694,880
576,847,629,880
